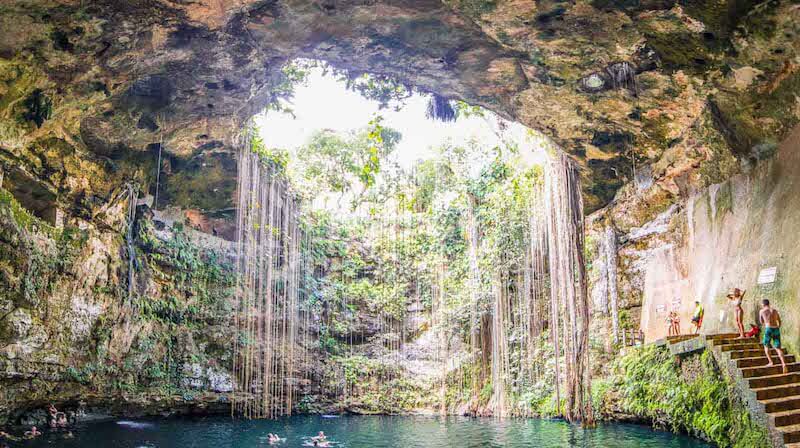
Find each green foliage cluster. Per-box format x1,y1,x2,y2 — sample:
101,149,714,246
321,354,433,414
268,59,413,113
292,123,550,413
136,220,235,325
293,120,401,209
0,187,87,305
250,129,290,174
58,215,236,396
599,345,770,448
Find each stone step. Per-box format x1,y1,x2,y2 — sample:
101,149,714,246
781,424,800,444
715,340,760,348
743,363,800,379
721,342,770,352
731,348,776,359
711,334,758,345
707,333,748,342
738,355,797,369
771,409,800,428
755,384,800,401
763,395,800,413
750,373,800,389
667,335,700,344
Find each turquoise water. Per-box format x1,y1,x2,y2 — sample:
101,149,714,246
14,415,711,447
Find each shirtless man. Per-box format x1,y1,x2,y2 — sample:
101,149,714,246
760,299,788,374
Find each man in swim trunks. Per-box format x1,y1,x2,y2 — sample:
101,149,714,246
760,299,788,374
691,301,704,334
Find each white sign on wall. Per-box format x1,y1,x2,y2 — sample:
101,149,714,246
758,266,778,285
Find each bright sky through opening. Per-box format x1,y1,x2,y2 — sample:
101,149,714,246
254,65,545,170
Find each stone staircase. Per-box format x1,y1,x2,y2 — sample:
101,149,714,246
706,333,800,447
666,334,701,344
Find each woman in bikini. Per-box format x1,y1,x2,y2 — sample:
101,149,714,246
727,288,746,338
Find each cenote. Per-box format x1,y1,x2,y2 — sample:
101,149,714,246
3,2,799,448
14,416,711,448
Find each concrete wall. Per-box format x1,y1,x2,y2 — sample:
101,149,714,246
638,125,800,349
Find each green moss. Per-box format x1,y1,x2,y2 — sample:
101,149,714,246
641,113,673,152
682,0,759,43
696,111,739,186
160,153,236,212
715,181,734,218
598,345,770,448
0,188,50,233
136,220,235,325
446,0,497,19
645,31,717,73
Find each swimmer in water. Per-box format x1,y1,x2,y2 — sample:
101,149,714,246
24,426,41,438
312,431,327,442
268,433,282,444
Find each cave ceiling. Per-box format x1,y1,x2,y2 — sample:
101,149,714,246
0,0,797,214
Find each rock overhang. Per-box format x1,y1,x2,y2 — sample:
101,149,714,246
0,0,797,216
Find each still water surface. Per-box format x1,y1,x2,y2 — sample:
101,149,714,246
16,415,711,448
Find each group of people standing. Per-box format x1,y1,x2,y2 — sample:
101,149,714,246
665,288,788,373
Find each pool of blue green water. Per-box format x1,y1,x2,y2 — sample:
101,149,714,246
16,415,712,447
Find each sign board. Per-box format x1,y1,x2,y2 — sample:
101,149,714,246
758,266,778,285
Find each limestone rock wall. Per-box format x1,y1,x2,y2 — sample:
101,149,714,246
590,125,800,349
0,186,237,425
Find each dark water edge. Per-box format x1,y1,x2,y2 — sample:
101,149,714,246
3,414,714,448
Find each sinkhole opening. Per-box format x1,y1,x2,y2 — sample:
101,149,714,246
225,59,593,422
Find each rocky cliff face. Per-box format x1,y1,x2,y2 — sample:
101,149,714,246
588,124,800,352
1,0,798,424
0,185,236,425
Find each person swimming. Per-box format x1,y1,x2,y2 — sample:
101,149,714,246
24,426,41,438
267,433,283,444
305,432,331,447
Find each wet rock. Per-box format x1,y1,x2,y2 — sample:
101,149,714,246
181,363,234,393
0,308,33,341
623,205,678,242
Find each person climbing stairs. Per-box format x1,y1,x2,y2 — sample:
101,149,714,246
707,333,800,447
